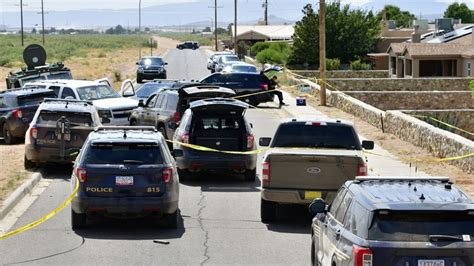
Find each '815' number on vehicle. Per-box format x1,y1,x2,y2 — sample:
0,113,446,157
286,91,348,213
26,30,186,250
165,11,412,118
147,187,161,193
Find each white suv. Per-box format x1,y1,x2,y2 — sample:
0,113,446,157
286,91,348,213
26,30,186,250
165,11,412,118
23,79,138,125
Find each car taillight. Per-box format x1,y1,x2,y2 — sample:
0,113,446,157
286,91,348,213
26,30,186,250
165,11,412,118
30,126,38,139
247,134,254,150
173,112,181,123
162,167,173,184
352,245,373,266
262,162,270,185
260,84,268,90
12,109,22,119
179,133,189,144
358,162,368,176
74,167,87,183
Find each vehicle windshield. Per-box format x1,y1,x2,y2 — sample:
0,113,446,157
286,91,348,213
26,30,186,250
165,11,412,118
136,83,173,98
76,85,119,100
17,92,57,106
369,211,474,242
233,65,257,73
47,71,72,80
223,56,240,62
38,110,93,126
272,123,360,149
20,75,46,85
86,143,163,164
140,57,164,66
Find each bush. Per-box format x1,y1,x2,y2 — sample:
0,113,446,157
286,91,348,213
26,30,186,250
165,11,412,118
256,49,287,65
350,59,370,70
250,42,271,55
326,58,340,70
113,71,122,82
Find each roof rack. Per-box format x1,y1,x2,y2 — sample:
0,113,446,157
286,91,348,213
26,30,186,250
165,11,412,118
355,176,450,182
0,87,50,94
94,126,157,132
42,98,93,105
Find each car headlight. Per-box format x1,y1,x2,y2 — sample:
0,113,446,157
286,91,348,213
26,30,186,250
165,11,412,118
98,109,112,118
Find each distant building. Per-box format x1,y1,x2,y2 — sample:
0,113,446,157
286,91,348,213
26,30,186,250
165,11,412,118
230,25,294,57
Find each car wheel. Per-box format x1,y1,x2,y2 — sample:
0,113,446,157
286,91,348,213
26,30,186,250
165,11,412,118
260,199,277,222
2,124,17,145
24,155,36,170
71,209,86,229
137,76,143,83
244,168,256,182
164,210,179,229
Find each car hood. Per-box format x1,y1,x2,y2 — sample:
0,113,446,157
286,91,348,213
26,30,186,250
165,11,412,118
93,97,139,110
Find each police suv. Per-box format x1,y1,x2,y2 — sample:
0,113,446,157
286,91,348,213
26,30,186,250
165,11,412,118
23,79,138,125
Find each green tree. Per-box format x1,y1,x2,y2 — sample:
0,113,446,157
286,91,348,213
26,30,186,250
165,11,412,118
444,2,474,23
289,3,380,66
377,5,416,28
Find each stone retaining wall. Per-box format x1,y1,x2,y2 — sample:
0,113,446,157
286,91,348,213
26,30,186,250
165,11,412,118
327,78,472,91
291,70,388,79
344,91,472,110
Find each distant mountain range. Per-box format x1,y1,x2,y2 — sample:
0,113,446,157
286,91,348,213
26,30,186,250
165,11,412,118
0,0,463,29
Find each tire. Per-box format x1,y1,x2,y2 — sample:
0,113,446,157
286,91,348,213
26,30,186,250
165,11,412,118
244,168,256,182
2,124,16,145
71,209,86,229
260,199,277,222
24,155,36,170
164,210,179,229
137,75,143,83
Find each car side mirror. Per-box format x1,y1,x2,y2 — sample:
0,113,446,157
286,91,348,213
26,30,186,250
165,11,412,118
136,62,139,65
309,198,327,216
138,100,145,107
168,121,178,130
172,149,183,158
164,62,168,65
362,140,374,150
101,117,111,124
123,91,134,97
259,137,271,147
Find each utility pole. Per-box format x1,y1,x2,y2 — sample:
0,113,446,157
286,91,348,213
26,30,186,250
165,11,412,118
138,0,142,59
214,0,218,51
319,0,327,106
41,0,45,45
20,0,24,46
234,0,237,52
264,0,268,25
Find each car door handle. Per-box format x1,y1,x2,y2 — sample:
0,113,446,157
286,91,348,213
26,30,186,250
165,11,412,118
335,230,341,240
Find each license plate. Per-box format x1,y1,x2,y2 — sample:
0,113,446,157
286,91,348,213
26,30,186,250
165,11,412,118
418,260,445,266
304,191,322,200
116,176,134,186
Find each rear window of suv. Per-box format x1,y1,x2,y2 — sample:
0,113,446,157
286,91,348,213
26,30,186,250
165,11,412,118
17,92,56,106
38,110,93,126
85,143,163,164
272,123,360,149
369,211,474,242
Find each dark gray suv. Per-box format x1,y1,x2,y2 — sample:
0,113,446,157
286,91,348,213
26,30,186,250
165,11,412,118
310,176,474,266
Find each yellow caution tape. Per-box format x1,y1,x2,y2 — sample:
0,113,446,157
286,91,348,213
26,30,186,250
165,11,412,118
166,139,269,155
0,176,79,240
411,115,474,136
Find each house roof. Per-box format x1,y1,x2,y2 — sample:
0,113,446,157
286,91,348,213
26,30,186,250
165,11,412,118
403,43,474,58
387,43,405,55
232,25,294,40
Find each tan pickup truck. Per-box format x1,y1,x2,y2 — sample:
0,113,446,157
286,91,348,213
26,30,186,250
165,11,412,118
259,118,374,222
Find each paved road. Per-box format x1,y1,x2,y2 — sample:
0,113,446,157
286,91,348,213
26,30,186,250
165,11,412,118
0,49,311,265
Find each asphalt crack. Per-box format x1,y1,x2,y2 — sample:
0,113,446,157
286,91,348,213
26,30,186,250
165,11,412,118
197,190,210,265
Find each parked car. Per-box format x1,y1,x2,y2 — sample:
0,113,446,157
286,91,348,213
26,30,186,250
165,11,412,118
70,126,181,229
23,79,139,126
215,55,241,73
120,79,179,100
136,56,168,83
258,118,374,222
223,63,258,73
200,72,273,106
129,85,235,142
6,62,72,90
176,41,199,50
171,98,257,181
24,98,102,168
310,176,474,266
207,51,234,72
0,88,57,144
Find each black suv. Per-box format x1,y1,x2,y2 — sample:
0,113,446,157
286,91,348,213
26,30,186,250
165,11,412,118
70,126,181,229
200,72,273,106
24,98,102,168
310,176,474,266
129,85,235,142
136,56,168,83
176,41,199,50
171,98,257,181
0,88,57,144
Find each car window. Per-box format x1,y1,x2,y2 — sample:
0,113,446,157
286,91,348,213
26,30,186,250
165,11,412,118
136,84,169,98
194,117,241,130
86,143,163,164
201,74,222,84
351,202,370,238
272,123,360,149
329,187,347,216
49,86,61,96
334,192,353,223
166,95,178,110
76,85,119,101
155,94,165,108
37,110,93,126
18,92,56,106
61,87,76,99
368,211,474,242
47,71,72,80
140,57,163,65
0,97,6,108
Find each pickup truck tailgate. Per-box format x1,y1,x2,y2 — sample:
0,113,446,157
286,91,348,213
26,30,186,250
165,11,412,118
266,149,363,190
